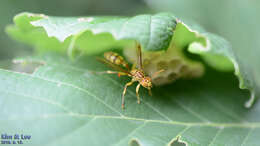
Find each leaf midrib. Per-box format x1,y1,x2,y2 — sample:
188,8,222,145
1,111,259,128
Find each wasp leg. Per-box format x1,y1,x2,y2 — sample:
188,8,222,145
95,70,128,77
151,69,165,79
122,81,134,109
136,83,141,104
148,88,152,96
131,63,136,70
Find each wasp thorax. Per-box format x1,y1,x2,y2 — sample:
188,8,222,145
123,44,205,86
130,69,144,79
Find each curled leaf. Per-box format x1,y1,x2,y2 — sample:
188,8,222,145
6,12,257,106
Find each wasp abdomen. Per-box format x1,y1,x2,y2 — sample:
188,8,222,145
104,52,129,69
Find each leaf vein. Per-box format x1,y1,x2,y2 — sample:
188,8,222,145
42,62,173,121
1,113,260,128
45,117,97,146
204,96,248,122
168,126,191,145
1,90,73,113
208,127,224,146
169,95,210,123
0,68,124,117
113,121,147,146
240,127,254,146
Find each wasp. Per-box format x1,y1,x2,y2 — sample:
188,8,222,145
97,43,164,109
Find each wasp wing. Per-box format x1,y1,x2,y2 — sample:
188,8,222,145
96,57,130,74
136,42,143,70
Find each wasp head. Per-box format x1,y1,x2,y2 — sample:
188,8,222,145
141,77,152,89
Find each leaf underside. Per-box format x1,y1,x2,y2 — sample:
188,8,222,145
5,12,257,107
0,53,260,146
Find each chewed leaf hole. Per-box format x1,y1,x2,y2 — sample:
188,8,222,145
170,136,187,146
129,138,141,146
11,59,45,74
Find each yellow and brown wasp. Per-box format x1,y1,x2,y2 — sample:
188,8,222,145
97,43,164,109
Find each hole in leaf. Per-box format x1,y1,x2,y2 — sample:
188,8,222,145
10,59,45,74
129,138,141,146
170,136,187,146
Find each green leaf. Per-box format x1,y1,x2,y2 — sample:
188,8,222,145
0,53,259,146
5,12,257,106
6,12,177,55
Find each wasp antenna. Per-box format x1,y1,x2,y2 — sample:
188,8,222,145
136,42,143,70
152,69,165,79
